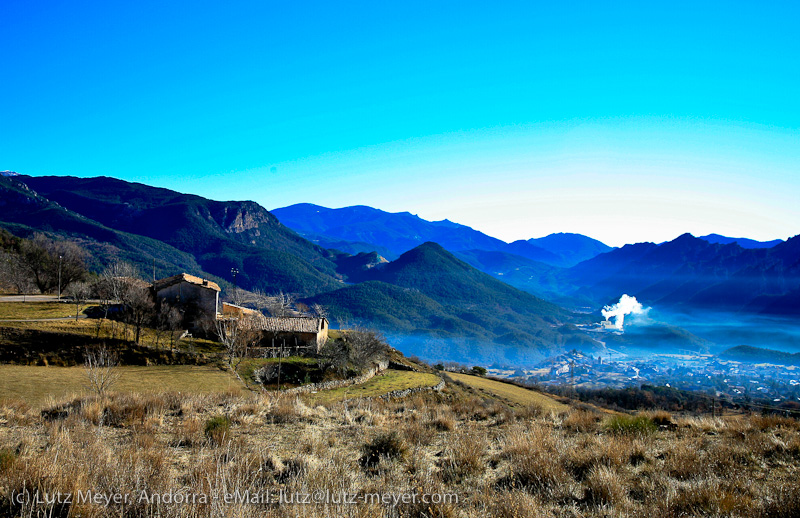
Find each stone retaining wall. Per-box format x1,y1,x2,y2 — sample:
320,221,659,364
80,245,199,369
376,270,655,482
377,378,446,400
276,360,390,395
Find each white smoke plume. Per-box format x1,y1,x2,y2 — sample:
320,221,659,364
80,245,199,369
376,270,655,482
601,294,645,330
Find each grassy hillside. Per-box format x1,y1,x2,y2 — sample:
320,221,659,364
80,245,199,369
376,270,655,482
1,380,798,517
0,365,241,408
307,245,598,358
447,372,568,412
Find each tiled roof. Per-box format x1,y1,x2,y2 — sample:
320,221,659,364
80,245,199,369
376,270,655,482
153,273,221,292
261,317,325,333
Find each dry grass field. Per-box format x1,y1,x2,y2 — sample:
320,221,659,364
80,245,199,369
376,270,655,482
447,372,569,413
0,365,243,408
1,379,799,518
0,301,80,320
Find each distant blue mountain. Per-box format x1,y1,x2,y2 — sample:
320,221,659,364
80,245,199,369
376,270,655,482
527,232,613,266
272,203,509,258
564,233,800,315
272,203,611,268
699,233,783,249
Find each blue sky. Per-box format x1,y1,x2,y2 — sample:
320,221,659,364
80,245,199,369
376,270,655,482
2,1,798,246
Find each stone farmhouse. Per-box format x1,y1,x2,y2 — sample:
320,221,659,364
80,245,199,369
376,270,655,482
152,273,220,320
152,273,329,354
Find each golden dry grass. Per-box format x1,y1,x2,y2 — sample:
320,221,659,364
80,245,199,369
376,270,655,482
305,370,441,404
0,316,221,353
1,382,798,518
0,365,243,408
447,372,569,413
0,301,81,320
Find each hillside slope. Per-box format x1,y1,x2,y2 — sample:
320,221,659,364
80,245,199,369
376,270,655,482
14,175,343,295
0,175,208,277
307,243,597,358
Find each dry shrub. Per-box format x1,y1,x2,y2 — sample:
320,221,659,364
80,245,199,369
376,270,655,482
583,465,627,507
498,426,572,499
203,415,232,446
452,396,491,421
564,435,629,481
403,416,437,446
752,414,799,431
300,430,331,456
441,432,488,481
649,410,675,428
664,438,707,480
351,407,384,427
276,456,311,483
663,478,751,517
0,447,16,473
563,409,601,433
390,479,459,518
177,416,202,446
267,396,306,424
428,408,456,431
0,398,33,425
478,489,551,518
679,415,725,434
517,404,543,421
360,431,408,468
759,480,800,518
79,398,105,425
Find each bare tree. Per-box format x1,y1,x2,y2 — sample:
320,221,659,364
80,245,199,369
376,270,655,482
0,251,35,299
266,290,295,317
151,303,185,349
123,285,155,344
311,303,329,320
166,306,183,349
320,327,387,376
66,281,91,321
344,327,388,369
83,345,120,396
101,260,138,305
215,315,262,372
229,286,247,306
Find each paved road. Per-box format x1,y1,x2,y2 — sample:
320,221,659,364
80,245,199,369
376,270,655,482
0,295,61,302
0,315,88,322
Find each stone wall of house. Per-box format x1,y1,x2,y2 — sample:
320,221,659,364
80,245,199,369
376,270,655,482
156,282,218,317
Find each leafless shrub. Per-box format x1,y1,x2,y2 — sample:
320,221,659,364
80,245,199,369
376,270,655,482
83,345,120,396
215,315,262,371
563,408,601,433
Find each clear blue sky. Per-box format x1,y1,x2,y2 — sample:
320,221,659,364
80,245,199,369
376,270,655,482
2,1,799,246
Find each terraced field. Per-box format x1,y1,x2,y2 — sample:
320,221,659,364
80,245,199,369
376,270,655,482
447,372,569,412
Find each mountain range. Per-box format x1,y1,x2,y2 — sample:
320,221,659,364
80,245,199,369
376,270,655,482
564,233,800,315
0,174,595,360
1,173,796,363
272,203,612,267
